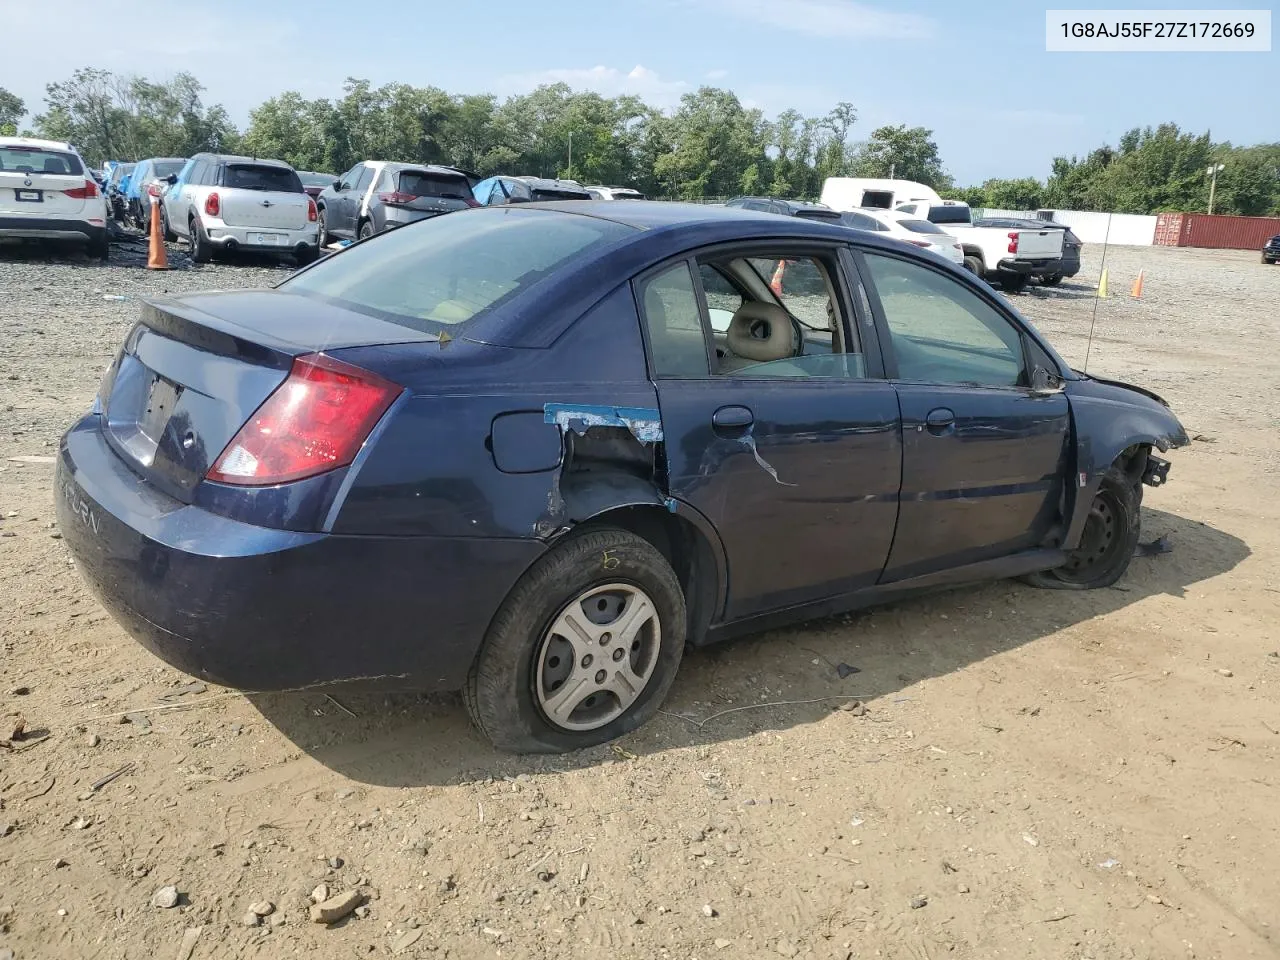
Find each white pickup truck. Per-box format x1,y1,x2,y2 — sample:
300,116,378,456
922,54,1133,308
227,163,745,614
894,199,1064,293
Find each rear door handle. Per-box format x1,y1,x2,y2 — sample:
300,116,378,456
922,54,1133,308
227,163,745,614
925,407,955,434
712,405,754,432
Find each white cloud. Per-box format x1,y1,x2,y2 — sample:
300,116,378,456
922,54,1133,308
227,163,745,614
697,0,936,40
503,65,690,106
706,69,731,80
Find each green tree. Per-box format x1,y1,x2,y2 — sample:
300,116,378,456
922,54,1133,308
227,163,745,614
0,87,24,136
851,124,949,188
979,177,1045,210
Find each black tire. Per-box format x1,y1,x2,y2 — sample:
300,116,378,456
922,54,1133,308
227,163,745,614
91,232,109,263
189,217,212,264
316,207,329,246
1025,464,1142,590
465,527,686,754
358,218,374,241
1040,274,1063,287
963,255,983,277
161,207,177,243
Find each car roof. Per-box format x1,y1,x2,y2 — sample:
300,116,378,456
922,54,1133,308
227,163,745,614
0,135,80,152
510,176,587,190
192,153,292,168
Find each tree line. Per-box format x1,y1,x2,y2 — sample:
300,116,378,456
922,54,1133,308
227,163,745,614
2,69,1277,216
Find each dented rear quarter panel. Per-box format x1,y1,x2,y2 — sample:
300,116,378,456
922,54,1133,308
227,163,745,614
326,285,663,539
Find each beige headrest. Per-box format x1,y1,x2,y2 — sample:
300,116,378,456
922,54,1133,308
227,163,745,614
726,302,796,363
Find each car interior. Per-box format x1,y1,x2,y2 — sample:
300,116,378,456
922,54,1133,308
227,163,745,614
642,251,867,379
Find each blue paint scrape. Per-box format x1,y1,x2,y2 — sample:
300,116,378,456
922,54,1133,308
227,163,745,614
544,403,664,443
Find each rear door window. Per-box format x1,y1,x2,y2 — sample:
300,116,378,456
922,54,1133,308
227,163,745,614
223,164,303,193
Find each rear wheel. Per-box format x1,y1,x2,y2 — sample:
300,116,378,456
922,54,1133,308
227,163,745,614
465,528,686,754
189,217,212,264
358,218,374,241
1025,464,1142,590
1040,274,1063,286
963,255,983,277
1001,272,1028,294
91,232,109,263
317,207,329,246
161,207,177,243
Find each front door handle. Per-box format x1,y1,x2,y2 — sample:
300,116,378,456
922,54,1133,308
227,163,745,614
712,405,754,432
925,407,955,435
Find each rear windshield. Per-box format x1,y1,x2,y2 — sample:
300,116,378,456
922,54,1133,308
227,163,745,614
282,207,635,330
396,170,473,201
613,190,645,200
222,164,303,193
0,146,85,176
531,188,590,201
927,205,971,224
899,218,946,235
153,160,185,179
298,172,334,187
110,164,134,184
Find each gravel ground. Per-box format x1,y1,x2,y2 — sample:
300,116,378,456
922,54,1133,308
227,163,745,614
1,238,1278,960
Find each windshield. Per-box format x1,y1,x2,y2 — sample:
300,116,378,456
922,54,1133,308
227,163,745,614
223,164,303,193
152,160,185,179
899,218,947,235
0,146,86,176
282,207,635,331
109,163,134,184
298,171,335,187
531,188,591,201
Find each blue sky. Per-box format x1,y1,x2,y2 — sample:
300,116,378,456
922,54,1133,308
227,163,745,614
6,0,1276,183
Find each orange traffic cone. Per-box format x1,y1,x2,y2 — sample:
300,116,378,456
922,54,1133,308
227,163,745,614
146,195,168,270
1130,270,1144,298
770,259,787,296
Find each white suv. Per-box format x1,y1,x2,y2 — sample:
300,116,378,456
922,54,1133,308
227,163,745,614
161,153,319,264
0,137,110,260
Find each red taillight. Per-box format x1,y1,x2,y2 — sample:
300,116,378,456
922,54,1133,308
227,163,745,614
376,191,418,207
1007,231,1019,254
463,195,480,208
147,182,162,197
65,179,100,199
307,197,317,222
205,191,220,217
207,354,401,486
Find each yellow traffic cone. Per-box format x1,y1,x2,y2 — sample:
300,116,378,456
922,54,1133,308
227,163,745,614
1130,270,1144,298
1097,268,1108,298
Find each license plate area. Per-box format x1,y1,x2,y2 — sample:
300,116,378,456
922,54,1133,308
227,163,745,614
15,189,43,202
248,232,283,245
103,356,184,469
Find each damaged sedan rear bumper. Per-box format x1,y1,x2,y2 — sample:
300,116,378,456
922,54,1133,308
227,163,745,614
55,415,544,692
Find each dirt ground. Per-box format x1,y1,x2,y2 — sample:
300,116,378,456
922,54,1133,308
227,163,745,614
1,238,1278,960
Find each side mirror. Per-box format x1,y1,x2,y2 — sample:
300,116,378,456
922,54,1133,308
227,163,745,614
164,173,178,185
333,180,342,190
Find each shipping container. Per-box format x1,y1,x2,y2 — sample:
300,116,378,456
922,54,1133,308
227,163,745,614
1153,212,1280,250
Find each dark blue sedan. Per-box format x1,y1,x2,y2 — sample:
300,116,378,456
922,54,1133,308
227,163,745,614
56,202,1187,753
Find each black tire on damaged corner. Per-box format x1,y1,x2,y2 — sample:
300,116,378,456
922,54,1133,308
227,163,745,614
358,219,374,241
1024,463,1142,591
464,527,686,754
92,231,109,263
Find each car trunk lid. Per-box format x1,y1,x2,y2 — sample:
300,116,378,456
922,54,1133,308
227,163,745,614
217,163,309,229
382,169,476,216
0,144,93,218
1011,228,1065,260
97,291,437,503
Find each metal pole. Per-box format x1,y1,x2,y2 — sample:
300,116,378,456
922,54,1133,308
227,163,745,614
1207,166,1216,215
568,133,573,181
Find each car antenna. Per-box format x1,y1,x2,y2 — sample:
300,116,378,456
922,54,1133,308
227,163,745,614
1081,213,1113,375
